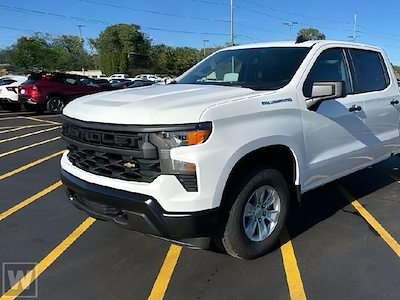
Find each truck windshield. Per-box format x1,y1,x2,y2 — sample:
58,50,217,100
178,47,310,90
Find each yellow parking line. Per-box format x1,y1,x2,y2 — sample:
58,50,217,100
0,150,65,180
0,126,61,143
0,217,95,300
0,181,62,221
147,244,182,300
0,124,54,134
19,116,61,125
280,226,307,300
0,125,33,134
336,182,400,257
0,136,61,158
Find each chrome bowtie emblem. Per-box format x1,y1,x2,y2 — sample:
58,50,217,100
123,162,136,168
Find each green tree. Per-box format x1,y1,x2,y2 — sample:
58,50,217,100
151,44,173,74
297,28,326,40
150,45,200,77
52,35,96,71
89,24,152,75
7,33,60,72
0,49,11,64
149,45,201,77
172,47,200,76
4,33,97,73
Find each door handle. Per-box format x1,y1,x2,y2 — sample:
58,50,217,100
391,99,399,105
349,105,362,112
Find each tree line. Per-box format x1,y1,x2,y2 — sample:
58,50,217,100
0,24,326,77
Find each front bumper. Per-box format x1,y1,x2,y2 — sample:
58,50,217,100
61,168,219,249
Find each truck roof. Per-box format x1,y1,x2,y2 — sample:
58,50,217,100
223,40,383,52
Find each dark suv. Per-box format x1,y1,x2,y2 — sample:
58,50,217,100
18,73,112,114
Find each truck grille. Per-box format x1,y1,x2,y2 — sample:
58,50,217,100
66,144,160,182
62,121,161,182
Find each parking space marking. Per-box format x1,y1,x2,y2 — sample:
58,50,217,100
0,150,65,180
0,181,62,221
0,124,54,134
0,217,96,300
280,226,307,300
0,126,61,144
336,183,400,257
19,116,61,125
147,244,182,300
0,112,32,118
0,136,61,158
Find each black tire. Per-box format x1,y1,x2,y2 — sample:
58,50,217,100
1,103,10,110
23,104,35,112
220,168,289,260
35,106,44,114
10,103,22,112
46,96,65,114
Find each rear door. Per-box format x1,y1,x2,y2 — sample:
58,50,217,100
347,48,400,158
62,76,102,101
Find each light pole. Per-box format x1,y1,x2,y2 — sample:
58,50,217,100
203,40,209,57
348,13,360,42
282,22,298,41
77,25,86,43
231,0,234,46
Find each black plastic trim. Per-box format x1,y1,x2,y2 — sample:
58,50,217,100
62,135,145,158
62,115,207,133
61,169,219,246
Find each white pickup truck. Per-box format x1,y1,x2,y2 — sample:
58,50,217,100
60,40,400,259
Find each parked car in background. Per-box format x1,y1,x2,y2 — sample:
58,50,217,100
90,74,108,80
0,75,28,111
109,78,133,89
126,80,154,88
18,73,112,114
133,74,162,82
108,74,129,81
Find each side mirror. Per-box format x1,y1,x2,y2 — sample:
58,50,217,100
306,81,345,109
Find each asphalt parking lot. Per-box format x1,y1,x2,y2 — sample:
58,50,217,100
1,108,400,300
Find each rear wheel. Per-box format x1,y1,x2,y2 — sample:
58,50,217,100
220,168,289,259
46,96,65,114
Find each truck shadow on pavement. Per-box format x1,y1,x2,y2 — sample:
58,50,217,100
282,155,400,245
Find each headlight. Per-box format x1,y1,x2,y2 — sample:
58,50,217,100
149,122,212,175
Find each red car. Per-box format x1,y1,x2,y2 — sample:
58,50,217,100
18,73,112,114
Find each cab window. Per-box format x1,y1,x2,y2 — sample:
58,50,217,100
348,49,389,93
303,48,352,98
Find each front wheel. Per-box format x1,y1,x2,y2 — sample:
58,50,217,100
220,168,289,260
46,96,65,114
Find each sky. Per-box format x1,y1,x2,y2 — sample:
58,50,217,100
1,0,400,65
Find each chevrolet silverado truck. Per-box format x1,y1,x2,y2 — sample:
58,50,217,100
60,40,400,259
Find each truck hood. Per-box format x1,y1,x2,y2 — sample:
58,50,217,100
63,84,271,124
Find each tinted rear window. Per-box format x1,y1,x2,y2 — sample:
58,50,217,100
0,79,16,86
22,73,44,85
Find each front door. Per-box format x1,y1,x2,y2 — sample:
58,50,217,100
299,47,373,191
